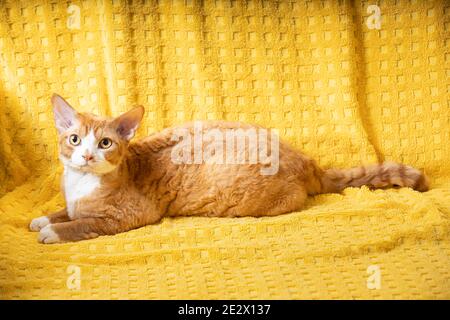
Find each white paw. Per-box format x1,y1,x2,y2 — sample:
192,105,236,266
29,216,50,232
38,225,60,244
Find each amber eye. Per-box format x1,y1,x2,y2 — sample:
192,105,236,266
99,138,112,149
69,134,80,146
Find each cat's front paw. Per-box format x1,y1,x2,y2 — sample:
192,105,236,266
38,225,61,244
30,216,50,232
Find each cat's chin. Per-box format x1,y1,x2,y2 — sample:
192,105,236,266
70,163,117,175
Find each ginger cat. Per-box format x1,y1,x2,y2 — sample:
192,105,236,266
30,94,429,243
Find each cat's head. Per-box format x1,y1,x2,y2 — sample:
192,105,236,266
51,93,144,175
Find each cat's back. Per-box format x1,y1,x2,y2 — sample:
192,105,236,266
128,120,269,157
137,120,264,141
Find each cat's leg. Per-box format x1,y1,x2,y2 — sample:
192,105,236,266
226,185,308,217
37,212,162,244
257,190,307,217
37,217,119,243
29,208,70,232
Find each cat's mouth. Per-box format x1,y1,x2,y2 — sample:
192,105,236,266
68,160,97,171
78,160,101,171
80,161,95,167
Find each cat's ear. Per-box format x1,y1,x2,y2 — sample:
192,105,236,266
113,106,145,141
51,93,78,134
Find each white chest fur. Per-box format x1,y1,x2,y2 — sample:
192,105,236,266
64,166,101,218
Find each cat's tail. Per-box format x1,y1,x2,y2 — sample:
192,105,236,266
315,161,429,194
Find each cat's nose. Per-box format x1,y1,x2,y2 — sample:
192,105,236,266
82,153,94,161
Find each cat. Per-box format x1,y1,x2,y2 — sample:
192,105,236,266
29,94,429,243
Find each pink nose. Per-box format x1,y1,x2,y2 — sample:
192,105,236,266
82,154,94,161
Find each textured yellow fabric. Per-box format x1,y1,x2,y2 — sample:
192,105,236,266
0,0,449,299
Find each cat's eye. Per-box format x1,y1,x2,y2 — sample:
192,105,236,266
99,138,112,149
69,134,80,146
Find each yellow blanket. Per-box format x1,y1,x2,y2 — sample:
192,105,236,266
0,0,449,299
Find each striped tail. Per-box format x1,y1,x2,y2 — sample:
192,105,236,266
319,161,429,194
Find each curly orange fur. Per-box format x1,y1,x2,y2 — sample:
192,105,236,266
30,94,429,243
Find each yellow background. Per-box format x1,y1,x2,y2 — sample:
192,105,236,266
0,0,449,299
